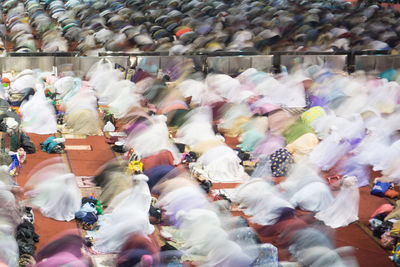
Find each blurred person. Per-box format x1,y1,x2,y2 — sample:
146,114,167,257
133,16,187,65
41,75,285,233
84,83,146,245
63,82,102,135
34,232,90,267
155,174,209,227
288,228,358,267
93,172,154,253
24,158,81,221
117,233,160,267
315,176,359,228
233,178,294,226
0,219,19,267
93,159,131,207
19,84,58,135
279,160,334,212
126,114,180,165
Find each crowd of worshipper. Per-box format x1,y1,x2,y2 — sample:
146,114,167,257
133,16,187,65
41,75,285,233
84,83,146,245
0,54,399,266
0,0,399,54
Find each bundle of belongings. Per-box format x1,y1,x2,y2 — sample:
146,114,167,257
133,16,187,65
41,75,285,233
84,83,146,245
75,196,103,230
0,100,36,179
0,102,34,152
371,177,399,199
16,216,39,266
0,133,29,177
369,202,400,252
40,137,65,154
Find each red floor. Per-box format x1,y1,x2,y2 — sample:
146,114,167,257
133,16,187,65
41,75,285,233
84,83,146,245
16,131,397,266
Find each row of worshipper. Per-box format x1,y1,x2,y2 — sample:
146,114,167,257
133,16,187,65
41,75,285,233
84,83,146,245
0,0,400,54
0,60,365,266
7,55,400,265
14,57,400,226
15,155,358,266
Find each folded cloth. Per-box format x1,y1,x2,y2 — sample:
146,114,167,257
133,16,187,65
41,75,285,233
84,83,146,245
385,189,399,199
371,204,394,219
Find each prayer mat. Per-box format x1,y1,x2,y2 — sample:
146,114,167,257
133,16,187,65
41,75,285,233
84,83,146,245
91,254,117,267
76,176,96,187
58,125,104,136
108,132,127,137
63,134,87,139
65,145,92,151
80,187,102,198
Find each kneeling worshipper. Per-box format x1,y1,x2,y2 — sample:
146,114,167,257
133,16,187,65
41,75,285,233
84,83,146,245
107,80,142,119
93,159,132,207
93,173,154,254
63,82,102,135
19,84,58,134
176,208,255,267
155,174,209,227
288,228,358,267
144,165,184,192
34,230,90,267
0,219,19,267
0,182,22,228
174,106,224,155
116,233,160,267
195,142,249,183
315,175,359,228
232,178,294,226
126,114,180,165
0,179,21,267
279,160,334,212
23,158,81,221
86,59,123,101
